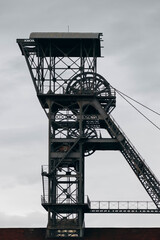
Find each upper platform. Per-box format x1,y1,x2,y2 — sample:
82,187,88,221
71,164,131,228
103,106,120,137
17,32,102,57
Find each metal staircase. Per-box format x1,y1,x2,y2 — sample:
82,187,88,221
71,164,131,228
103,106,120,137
92,99,160,209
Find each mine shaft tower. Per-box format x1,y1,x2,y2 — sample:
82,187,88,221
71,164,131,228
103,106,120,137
17,32,160,239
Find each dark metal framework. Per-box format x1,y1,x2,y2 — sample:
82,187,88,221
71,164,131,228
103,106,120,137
17,32,160,239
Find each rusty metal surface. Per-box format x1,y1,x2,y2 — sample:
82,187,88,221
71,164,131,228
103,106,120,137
84,228,160,240
0,228,160,240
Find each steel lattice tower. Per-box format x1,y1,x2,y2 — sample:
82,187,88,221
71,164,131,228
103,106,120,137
17,32,160,239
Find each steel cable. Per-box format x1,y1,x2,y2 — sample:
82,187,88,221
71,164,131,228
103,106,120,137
112,86,160,131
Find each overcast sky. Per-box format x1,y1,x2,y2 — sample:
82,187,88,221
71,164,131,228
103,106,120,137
0,0,160,228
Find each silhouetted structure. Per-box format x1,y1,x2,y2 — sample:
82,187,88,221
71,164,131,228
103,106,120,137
17,32,160,238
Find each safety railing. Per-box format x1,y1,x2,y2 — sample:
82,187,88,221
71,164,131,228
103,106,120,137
90,201,157,210
41,194,91,206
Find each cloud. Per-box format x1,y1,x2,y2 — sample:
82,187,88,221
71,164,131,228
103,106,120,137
86,214,160,227
0,211,47,227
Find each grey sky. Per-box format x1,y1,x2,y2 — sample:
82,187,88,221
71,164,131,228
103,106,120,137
0,0,160,227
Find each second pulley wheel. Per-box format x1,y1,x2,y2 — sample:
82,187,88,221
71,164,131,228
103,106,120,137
68,127,97,157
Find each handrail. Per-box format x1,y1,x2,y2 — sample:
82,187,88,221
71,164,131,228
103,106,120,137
90,201,157,210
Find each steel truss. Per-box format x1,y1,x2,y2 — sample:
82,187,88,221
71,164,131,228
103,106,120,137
17,32,160,239
17,38,99,95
